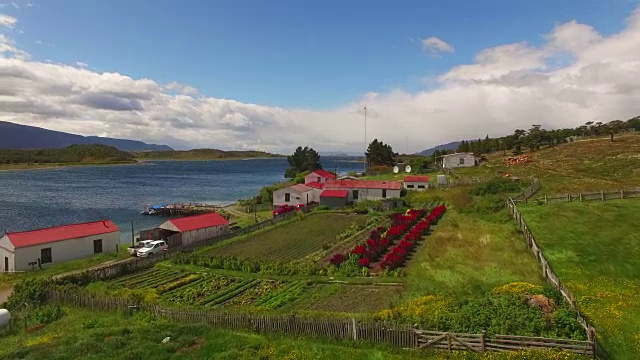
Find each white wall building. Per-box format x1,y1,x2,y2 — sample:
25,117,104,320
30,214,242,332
441,153,478,169
273,184,318,206
403,175,430,190
304,169,337,185
323,180,402,202
157,212,229,247
0,220,120,272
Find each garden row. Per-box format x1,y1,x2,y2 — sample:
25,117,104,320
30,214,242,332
105,270,309,309
329,206,447,270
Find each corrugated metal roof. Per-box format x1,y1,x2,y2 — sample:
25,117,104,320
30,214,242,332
324,179,402,190
404,175,430,182
5,220,119,249
304,181,324,189
309,169,337,179
289,184,313,193
168,212,229,232
320,190,349,198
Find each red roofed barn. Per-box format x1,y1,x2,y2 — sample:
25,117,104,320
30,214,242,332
157,212,229,247
319,189,349,209
0,220,120,272
304,169,336,185
403,175,430,191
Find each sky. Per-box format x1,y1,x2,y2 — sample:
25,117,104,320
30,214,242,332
1,0,640,154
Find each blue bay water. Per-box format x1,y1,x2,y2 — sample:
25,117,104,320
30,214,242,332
0,158,363,244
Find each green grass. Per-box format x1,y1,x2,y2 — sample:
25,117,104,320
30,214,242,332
403,210,544,299
208,213,369,261
519,200,640,360
0,306,590,360
454,133,640,195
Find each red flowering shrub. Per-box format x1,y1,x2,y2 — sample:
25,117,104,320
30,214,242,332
329,253,347,266
358,258,371,267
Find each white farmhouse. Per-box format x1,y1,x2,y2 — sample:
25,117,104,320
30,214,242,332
0,220,120,272
157,212,229,247
441,152,478,169
272,184,319,206
323,179,402,202
304,169,336,185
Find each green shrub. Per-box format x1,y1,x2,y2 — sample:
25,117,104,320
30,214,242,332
4,278,49,310
33,304,64,324
470,177,524,196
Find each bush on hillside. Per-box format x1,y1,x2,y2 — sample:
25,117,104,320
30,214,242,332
470,177,524,196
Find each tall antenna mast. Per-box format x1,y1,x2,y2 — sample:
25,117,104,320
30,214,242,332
363,105,367,175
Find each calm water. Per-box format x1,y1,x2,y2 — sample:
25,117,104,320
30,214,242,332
0,158,362,244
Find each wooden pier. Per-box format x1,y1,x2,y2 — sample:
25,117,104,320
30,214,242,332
142,202,224,216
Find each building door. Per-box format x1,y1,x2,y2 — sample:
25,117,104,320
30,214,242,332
93,239,103,254
40,248,52,264
3,257,8,272
352,190,359,200
382,189,387,198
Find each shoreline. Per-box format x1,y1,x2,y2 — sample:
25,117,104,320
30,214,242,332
134,156,285,162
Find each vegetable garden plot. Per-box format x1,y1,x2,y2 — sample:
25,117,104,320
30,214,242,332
207,213,369,261
253,281,309,310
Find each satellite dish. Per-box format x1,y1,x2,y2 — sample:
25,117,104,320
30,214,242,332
405,165,412,173
393,166,399,174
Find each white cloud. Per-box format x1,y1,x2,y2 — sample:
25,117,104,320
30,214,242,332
0,13,17,28
74,61,88,68
1,7,640,153
421,36,454,55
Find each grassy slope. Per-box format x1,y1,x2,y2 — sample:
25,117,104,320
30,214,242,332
401,189,544,300
519,201,640,359
208,213,368,261
454,133,640,195
133,149,283,160
0,307,590,360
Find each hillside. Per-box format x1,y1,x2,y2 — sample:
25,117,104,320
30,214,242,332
0,144,136,168
454,132,640,194
0,121,173,151
133,148,284,160
415,140,463,156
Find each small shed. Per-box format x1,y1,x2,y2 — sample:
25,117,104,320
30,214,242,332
441,152,478,169
157,212,229,247
304,169,337,185
0,220,120,272
319,190,349,209
403,175,430,190
273,184,316,206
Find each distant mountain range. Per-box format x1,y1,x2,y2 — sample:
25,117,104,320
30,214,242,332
0,121,173,151
415,141,463,156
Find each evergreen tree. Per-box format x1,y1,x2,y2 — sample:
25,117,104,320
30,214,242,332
284,146,322,178
365,139,396,167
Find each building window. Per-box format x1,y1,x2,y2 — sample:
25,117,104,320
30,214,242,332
352,190,359,200
93,239,103,254
407,184,415,188
285,193,290,202
4,257,8,272
317,177,321,182
382,189,387,198
40,248,52,264
459,158,465,165
418,185,425,189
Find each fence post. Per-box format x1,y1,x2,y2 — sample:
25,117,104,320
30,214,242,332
579,193,582,202
601,191,604,201
481,330,486,352
544,194,547,204
620,189,624,199
351,318,358,341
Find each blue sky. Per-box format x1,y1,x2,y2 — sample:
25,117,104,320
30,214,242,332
7,0,638,109
2,0,640,153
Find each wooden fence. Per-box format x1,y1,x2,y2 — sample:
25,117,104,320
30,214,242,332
512,178,541,201
513,188,640,205
506,196,604,359
46,289,594,356
54,209,303,283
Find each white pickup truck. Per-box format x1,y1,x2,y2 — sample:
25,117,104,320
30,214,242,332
128,240,154,256
136,240,168,257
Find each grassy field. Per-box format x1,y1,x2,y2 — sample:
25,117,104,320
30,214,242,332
0,306,590,360
302,284,404,313
207,213,369,261
454,133,640,195
519,200,640,359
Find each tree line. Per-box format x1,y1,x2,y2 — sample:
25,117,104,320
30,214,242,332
0,144,135,165
451,116,640,156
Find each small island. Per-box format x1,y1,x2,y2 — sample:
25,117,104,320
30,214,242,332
0,144,137,171
132,149,284,161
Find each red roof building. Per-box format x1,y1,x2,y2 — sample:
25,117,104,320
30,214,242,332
404,175,430,183
305,181,325,189
1,220,121,272
156,212,230,248
163,212,229,232
320,189,349,198
305,169,337,185
324,179,402,190
4,220,119,249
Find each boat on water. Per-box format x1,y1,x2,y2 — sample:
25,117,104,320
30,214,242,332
141,204,166,215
